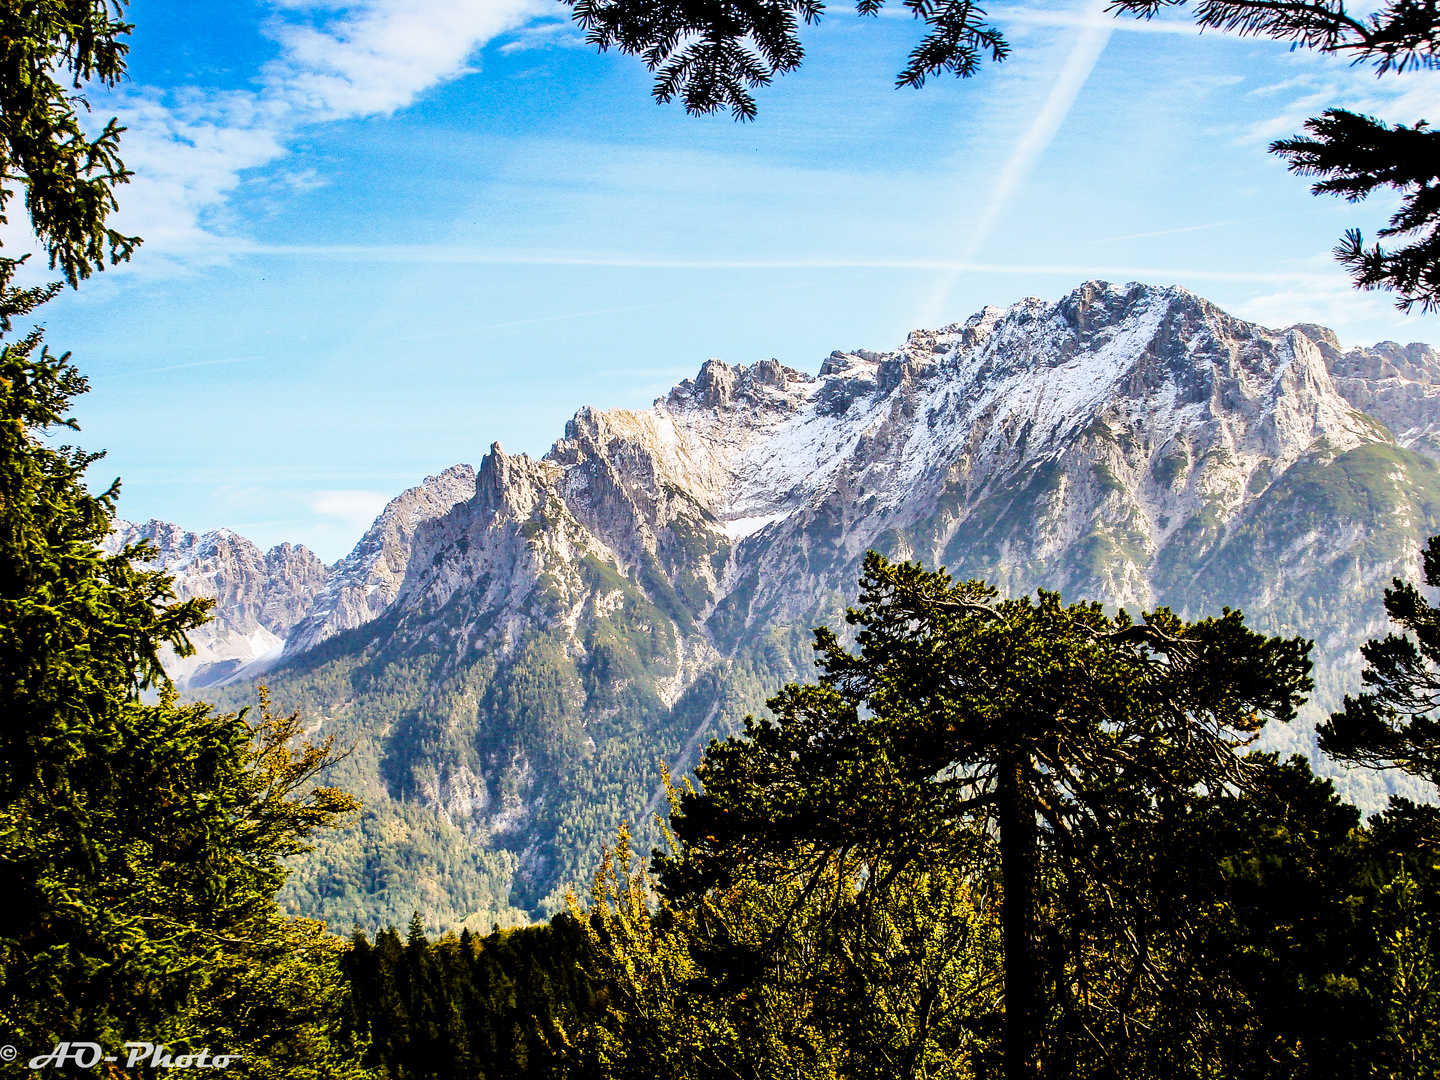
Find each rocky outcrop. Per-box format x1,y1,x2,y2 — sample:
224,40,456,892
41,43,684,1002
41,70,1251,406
1296,323,1440,460
281,464,477,657
106,520,327,687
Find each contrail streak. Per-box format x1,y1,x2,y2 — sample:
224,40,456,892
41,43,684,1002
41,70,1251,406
918,0,1115,326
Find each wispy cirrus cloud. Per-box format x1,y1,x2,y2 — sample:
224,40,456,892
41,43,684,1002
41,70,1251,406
1233,280,1435,343
1230,53,1440,286
1242,50,1440,150
497,18,588,54
83,0,549,264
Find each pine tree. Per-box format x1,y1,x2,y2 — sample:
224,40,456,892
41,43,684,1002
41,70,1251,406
0,3,379,1069
1319,533,1440,789
656,553,1313,1080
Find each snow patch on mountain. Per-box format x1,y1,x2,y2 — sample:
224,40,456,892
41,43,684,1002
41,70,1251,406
105,520,326,687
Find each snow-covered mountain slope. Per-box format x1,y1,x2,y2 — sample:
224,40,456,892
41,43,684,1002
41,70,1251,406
169,280,1440,928
315,281,1403,654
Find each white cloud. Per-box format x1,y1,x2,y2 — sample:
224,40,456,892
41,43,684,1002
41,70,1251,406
263,0,547,120
1232,278,1436,345
1246,50,1440,151
498,18,588,54
101,89,289,256
84,0,548,265
310,489,391,531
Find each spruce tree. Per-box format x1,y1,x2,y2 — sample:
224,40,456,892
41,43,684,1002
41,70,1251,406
0,8,373,1056
0,301,368,1055
0,0,139,283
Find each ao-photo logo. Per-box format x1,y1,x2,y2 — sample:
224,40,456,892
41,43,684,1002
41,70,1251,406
5,1042,241,1069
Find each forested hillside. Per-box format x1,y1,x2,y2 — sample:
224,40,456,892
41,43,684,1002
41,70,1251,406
177,282,1440,930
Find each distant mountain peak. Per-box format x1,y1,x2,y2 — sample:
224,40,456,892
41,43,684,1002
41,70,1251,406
282,462,478,659
105,520,326,688
129,281,1440,926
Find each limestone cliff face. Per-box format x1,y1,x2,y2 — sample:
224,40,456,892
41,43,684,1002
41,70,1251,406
1295,322,1440,460
282,464,476,657
106,521,327,687
157,281,1440,927
336,282,1406,664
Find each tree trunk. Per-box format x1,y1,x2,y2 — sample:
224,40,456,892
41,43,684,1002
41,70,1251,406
998,748,1041,1080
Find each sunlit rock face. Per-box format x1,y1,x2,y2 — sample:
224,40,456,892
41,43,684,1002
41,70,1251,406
294,281,1404,647
281,463,478,658
1297,323,1440,462
136,281,1440,928
105,521,328,688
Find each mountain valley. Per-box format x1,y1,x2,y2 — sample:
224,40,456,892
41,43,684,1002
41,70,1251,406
119,280,1440,930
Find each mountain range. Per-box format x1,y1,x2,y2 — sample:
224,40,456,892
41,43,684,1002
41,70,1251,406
118,280,1440,930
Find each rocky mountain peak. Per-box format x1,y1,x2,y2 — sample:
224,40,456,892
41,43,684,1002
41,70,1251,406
474,442,561,518
667,356,813,415
1291,322,1342,358
107,519,327,687
157,280,1440,927
1294,324,1440,461
692,357,738,406
1056,277,1155,333
281,463,477,658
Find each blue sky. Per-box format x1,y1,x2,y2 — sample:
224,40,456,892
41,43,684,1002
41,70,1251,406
32,0,1440,560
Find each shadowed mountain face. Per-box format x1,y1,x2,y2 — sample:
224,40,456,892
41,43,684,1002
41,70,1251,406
154,280,1440,929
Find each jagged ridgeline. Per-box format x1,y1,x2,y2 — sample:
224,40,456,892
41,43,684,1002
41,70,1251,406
123,281,1440,930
